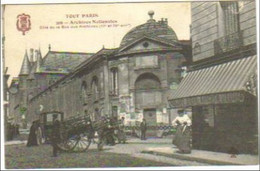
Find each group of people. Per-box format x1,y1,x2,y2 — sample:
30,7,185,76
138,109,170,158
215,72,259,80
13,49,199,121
26,109,192,156
26,115,61,157
98,116,127,147
6,122,20,141
27,120,43,147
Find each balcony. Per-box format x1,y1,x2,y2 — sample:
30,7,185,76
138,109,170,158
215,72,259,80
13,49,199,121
214,31,243,55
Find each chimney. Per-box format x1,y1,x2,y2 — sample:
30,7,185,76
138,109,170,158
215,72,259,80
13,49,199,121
165,18,168,25
30,48,34,62
48,44,51,51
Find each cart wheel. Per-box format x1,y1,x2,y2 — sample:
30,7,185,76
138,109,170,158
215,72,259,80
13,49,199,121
71,133,92,152
58,135,78,152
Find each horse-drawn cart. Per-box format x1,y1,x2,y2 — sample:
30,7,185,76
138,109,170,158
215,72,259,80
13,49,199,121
40,112,115,152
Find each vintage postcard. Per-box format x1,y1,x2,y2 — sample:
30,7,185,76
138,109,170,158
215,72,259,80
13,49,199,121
1,0,259,170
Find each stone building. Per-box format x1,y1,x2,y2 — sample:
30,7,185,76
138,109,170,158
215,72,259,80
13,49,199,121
8,48,93,128
8,11,191,135
169,1,258,154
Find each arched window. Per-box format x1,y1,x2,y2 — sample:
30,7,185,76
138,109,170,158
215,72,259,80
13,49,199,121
135,73,161,90
111,68,118,95
81,81,87,104
135,73,162,108
91,77,99,101
193,42,201,55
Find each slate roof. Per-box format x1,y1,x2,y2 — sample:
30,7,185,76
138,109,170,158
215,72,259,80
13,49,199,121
120,18,178,48
74,48,117,70
38,51,94,73
19,51,31,75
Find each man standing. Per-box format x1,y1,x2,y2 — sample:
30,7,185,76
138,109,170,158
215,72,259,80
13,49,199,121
51,114,61,157
140,118,147,140
117,117,126,143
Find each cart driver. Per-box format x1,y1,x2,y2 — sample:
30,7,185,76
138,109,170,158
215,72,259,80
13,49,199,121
51,114,61,157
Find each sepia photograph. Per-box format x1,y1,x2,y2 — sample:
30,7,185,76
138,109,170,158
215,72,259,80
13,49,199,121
1,0,259,170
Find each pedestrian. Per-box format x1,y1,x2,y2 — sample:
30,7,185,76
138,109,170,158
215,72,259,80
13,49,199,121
117,117,126,143
106,117,116,146
6,122,12,141
140,118,147,140
172,109,192,154
51,114,61,157
97,116,107,151
36,121,43,145
27,121,38,147
15,124,20,136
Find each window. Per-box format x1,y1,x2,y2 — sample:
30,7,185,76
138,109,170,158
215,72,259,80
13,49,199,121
193,42,201,55
111,68,118,95
81,81,87,104
135,55,158,68
143,42,149,48
91,77,99,101
220,1,239,35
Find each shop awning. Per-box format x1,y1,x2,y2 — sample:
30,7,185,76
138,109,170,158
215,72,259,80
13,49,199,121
169,55,257,107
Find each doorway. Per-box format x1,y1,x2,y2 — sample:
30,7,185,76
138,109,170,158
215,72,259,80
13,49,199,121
143,109,157,137
143,109,157,126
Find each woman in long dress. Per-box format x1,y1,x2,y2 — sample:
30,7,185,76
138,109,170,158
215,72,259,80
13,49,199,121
27,121,38,147
172,109,192,154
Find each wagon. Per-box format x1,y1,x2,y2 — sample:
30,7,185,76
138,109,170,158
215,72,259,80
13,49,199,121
39,111,64,143
40,111,115,152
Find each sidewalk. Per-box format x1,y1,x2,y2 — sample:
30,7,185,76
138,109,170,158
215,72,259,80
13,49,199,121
5,140,27,146
142,146,259,165
127,137,172,144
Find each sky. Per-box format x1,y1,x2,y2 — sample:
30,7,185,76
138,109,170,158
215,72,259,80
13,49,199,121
3,2,191,85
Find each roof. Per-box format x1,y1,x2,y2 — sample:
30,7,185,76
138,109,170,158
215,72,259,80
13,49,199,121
74,48,116,70
28,61,37,80
38,51,94,73
19,51,31,75
120,16,178,48
168,55,257,106
30,48,116,101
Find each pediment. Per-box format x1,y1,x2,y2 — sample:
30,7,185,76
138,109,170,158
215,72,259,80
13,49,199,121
118,36,179,53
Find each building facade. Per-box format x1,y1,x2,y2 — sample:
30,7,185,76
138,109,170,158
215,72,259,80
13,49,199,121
9,12,191,135
169,1,258,154
8,48,93,128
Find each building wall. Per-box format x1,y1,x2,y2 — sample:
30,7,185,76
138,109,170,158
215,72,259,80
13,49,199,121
239,0,256,45
191,2,218,61
192,101,258,154
191,1,256,62
27,49,186,127
27,59,107,124
108,51,185,126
